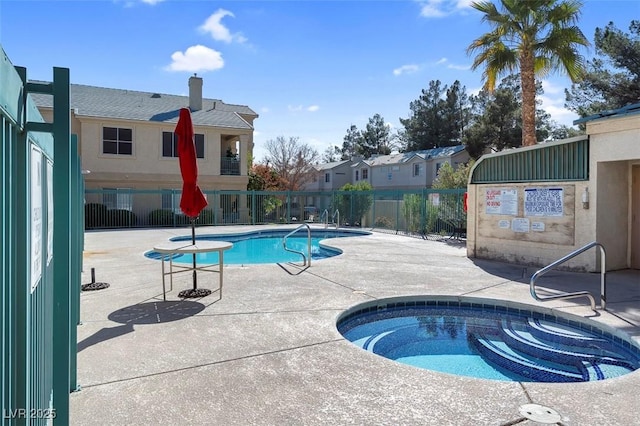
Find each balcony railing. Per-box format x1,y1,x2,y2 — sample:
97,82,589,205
221,158,240,176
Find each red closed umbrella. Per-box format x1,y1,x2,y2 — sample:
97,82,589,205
175,107,209,297
176,108,208,218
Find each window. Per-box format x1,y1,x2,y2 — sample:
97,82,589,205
355,170,359,181
325,173,331,183
103,127,132,155
413,163,420,177
161,190,181,213
362,168,368,179
162,131,204,158
103,188,132,211
436,163,442,174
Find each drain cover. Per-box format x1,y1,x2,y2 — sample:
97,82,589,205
518,404,561,424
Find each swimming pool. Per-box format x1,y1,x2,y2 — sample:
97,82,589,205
337,296,640,382
145,228,370,265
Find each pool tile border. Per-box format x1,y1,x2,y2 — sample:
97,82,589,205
336,295,640,359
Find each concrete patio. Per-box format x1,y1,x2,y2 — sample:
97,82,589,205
73,226,640,425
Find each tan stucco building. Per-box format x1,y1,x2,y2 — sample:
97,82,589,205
467,104,640,272
32,75,257,223
33,75,257,192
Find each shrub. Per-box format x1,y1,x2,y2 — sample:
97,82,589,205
174,214,193,225
148,209,175,226
199,209,214,225
106,209,137,228
337,182,373,226
374,216,393,229
85,203,107,229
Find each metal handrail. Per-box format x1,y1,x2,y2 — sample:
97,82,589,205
530,241,607,311
282,223,312,267
321,209,329,228
331,209,340,228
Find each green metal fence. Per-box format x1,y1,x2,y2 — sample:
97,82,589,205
2,46,82,425
84,188,467,239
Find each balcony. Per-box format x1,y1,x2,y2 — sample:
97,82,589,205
221,157,240,176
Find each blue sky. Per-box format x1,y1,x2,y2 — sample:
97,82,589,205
1,0,638,162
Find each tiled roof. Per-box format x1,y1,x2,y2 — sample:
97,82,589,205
30,83,257,130
313,160,351,171
365,145,466,166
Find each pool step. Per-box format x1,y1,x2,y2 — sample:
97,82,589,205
499,319,633,369
527,318,615,349
470,334,583,382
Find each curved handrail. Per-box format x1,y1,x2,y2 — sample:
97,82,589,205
321,209,329,229
282,223,312,267
331,209,340,229
530,241,606,311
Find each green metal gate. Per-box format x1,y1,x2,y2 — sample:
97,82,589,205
2,46,82,425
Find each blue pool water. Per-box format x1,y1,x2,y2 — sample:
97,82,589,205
337,297,640,382
146,228,369,265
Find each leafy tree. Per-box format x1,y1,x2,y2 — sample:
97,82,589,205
322,145,342,163
442,80,471,145
399,80,470,152
467,0,589,147
566,20,640,119
336,181,373,226
341,125,362,160
433,161,475,189
548,123,582,140
463,75,555,157
263,136,319,190
359,114,393,158
248,163,286,191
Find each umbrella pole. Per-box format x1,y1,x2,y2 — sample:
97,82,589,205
191,217,197,290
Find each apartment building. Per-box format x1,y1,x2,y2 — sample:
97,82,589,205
351,145,470,190
32,75,257,214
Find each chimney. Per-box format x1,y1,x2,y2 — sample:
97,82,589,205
189,74,203,111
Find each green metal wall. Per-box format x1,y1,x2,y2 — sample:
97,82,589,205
470,137,589,183
2,46,82,425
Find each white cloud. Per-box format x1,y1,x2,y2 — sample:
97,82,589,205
539,93,578,127
417,0,473,18
434,57,469,70
260,107,270,113
287,104,319,113
419,1,446,18
165,45,224,72
393,64,420,76
448,63,470,70
541,79,564,95
538,78,579,126
199,9,247,44
140,0,164,4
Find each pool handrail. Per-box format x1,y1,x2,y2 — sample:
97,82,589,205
331,209,339,229
321,209,329,228
529,241,606,311
282,223,312,267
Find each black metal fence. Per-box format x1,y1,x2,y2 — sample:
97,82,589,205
84,188,467,239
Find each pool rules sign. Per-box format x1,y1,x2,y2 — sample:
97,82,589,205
31,145,43,292
524,187,564,217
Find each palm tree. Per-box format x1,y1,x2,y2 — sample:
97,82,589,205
467,0,589,147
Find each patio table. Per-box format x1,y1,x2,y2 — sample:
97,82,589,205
153,241,233,300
